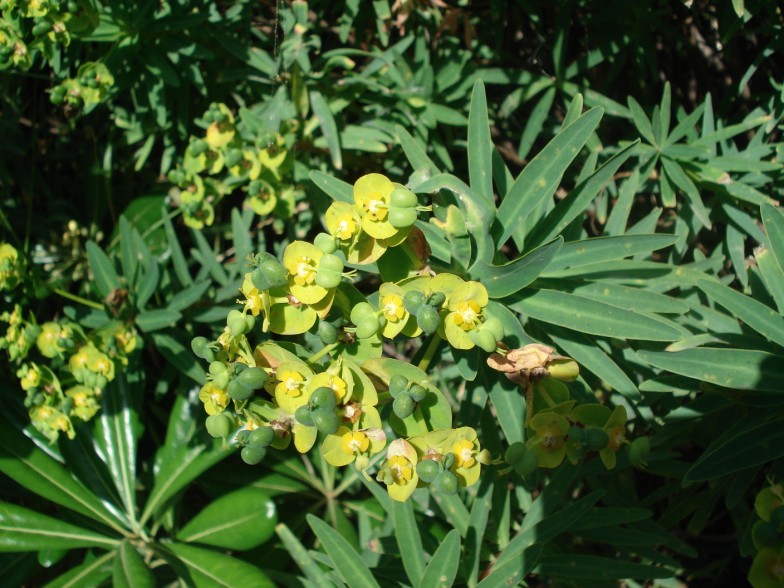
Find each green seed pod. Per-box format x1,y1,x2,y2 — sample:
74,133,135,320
408,384,427,403
585,428,610,451
294,405,314,427
416,459,440,483
504,441,527,466
251,260,288,291
213,372,230,391
317,321,339,345
50,91,64,105
514,449,538,476
350,302,376,326
435,470,459,495
238,367,268,390
227,378,254,401
753,521,781,550
392,393,415,419
249,426,275,447
315,268,342,289
426,291,446,308
547,358,579,382
202,347,217,363
209,361,227,377
189,139,209,156
388,207,418,229
390,187,418,209
416,304,440,334
32,20,53,36
567,427,586,444
244,314,255,333
355,317,380,340
311,410,339,435
403,290,426,314
469,329,497,353
224,149,243,168
236,429,251,445
771,506,784,530
227,310,249,337
310,386,337,411
206,413,234,438
191,336,209,358
388,374,408,398
442,452,456,470
319,253,344,274
313,232,338,254
628,437,651,466
241,445,267,465
483,317,504,341
67,0,79,12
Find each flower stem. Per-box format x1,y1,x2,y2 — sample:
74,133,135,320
53,288,104,311
307,342,339,364
417,333,441,373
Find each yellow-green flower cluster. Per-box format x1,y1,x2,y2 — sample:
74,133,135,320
0,243,22,290
169,103,298,230
50,62,114,112
0,304,39,361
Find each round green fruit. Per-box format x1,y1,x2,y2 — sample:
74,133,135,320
241,445,267,465
294,405,314,427
514,449,538,476
317,321,339,345
227,379,254,401
238,367,268,391
388,208,418,229
753,521,781,550
585,428,610,451
388,374,408,398
416,305,440,334
392,393,415,419
205,414,234,438
314,232,338,254
408,384,427,403
435,471,459,495
249,426,275,448
403,290,426,314
355,317,380,340
390,187,418,208
504,441,527,466
469,329,497,353
315,268,342,289
350,302,376,326
416,459,440,483
191,336,209,358
227,310,249,336
426,292,446,308
310,386,337,411
311,410,339,435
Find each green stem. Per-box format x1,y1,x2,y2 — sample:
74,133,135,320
53,288,104,310
417,333,442,373
307,342,339,364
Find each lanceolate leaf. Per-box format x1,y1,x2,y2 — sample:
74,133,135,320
43,551,115,588
166,542,275,588
86,242,120,300
419,529,460,588
495,107,603,247
310,90,342,170
0,503,118,552
310,170,353,203
275,523,334,586
392,500,425,586
534,555,672,580
547,234,680,272
467,80,494,204
637,348,784,392
762,203,784,271
472,237,563,299
512,289,681,341
307,515,381,588
697,279,784,348
0,415,126,534
113,541,154,588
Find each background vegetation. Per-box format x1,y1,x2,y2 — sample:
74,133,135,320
1,0,783,586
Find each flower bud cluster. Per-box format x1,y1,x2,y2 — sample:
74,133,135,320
168,103,300,230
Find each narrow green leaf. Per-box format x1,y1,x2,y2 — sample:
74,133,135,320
0,503,118,552
86,242,120,300
546,325,639,400
119,217,138,290
166,542,275,588
307,515,381,588
309,170,353,204
723,181,776,206
604,170,639,236
762,204,784,271
661,158,711,229
135,309,182,332
167,280,211,312
570,507,653,531
431,492,470,537
553,281,688,314
756,247,784,314
162,209,193,286
150,331,205,384
697,279,784,348
43,551,115,588
395,125,439,175
637,348,784,392
476,544,543,588
547,234,679,272
534,554,673,580
392,500,425,586
561,93,584,130
0,415,126,534
693,115,769,147
663,102,705,148
732,0,744,17
512,289,681,341
310,90,342,170
472,237,562,299
658,82,671,143
659,164,677,208
231,208,253,272
135,259,160,310
190,229,229,286
140,388,227,526
468,80,494,203
113,541,154,588
466,475,494,584
177,487,276,550
95,374,139,528
418,529,460,588
626,97,656,145
527,141,638,247
495,107,603,247
275,524,334,586
517,86,556,162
